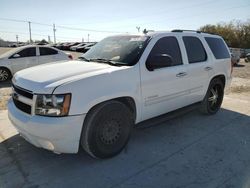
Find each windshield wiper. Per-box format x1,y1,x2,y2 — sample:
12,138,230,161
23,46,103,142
89,58,126,66
78,56,90,62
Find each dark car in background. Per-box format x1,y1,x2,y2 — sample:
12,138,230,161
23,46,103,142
76,43,96,53
70,42,87,51
62,42,80,50
245,53,250,62
54,42,65,50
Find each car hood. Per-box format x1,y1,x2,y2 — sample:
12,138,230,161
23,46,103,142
13,60,121,94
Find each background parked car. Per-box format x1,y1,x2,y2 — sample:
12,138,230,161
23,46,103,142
76,43,96,53
62,42,80,51
245,53,250,63
54,42,65,50
231,53,240,66
0,45,72,82
70,42,87,51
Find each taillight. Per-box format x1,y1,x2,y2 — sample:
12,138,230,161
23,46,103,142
68,54,73,60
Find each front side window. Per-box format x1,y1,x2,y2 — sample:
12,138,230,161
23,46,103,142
82,35,150,66
15,47,36,58
183,36,207,63
147,36,183,67
39,47,58,56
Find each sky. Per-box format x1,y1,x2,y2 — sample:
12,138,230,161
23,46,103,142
0,0,249,43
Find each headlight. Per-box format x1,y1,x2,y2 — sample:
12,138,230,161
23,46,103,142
35,94,71,116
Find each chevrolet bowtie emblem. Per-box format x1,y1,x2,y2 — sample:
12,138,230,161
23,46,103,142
13,92,19,100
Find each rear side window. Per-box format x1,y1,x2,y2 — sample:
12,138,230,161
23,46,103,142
148,36,183,66
205,37,230,59
39,47,58,56
16,47,36,58
183,36,207,63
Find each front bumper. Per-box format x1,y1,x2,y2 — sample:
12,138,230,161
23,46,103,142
8,98,86,154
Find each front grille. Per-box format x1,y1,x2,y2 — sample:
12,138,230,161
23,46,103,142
13,98,32,114
13,85,33,99
12,84,33,115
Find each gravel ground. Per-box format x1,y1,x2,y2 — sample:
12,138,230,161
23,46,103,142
0,48,250,110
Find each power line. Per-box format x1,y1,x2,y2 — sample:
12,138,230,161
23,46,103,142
110,3,250,29
0,3,249,42
60,0,218,27
0,18,126,33
0,30,81,40
137,4,250,27
56,25,126,33
0,17,27,23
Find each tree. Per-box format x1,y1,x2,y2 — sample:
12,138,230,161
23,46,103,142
200,20,250,48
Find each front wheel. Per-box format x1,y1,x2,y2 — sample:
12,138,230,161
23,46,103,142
81,101,134,159
200,79,224,115
0,68,11,82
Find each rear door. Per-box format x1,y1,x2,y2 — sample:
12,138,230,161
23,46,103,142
9,47,38,73
38,47,60,64
181,35,212,103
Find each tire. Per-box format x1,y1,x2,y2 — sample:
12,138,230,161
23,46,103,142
200,79,224,115
0,67,11,82
81,101,134,159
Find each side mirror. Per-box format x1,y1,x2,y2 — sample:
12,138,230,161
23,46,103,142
146,54,173,71
12,54,20,58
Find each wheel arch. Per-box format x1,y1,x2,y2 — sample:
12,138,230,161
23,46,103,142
85,96,137,123
209,74,226,87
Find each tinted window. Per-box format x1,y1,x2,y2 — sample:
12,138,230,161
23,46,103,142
16,47,36,58
205,37,230,59
147,36,183,66
183,36,207,63
39,47,58,56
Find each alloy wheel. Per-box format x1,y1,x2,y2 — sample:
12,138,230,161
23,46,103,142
0,69,9,81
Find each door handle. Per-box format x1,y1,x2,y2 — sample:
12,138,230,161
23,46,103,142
204,66,213,71
176,72,187,77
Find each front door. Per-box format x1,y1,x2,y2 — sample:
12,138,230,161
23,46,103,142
10,47,38,73
140,36,190,121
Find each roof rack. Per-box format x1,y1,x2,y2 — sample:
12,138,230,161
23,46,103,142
171,29,201,33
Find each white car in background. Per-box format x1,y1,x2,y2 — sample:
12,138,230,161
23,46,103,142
0,45,72,82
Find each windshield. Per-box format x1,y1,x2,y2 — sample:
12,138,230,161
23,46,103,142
81,35,149,66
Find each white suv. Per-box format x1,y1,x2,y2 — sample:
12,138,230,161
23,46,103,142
8,30,232,158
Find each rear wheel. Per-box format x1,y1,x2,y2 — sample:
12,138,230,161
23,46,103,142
200,79,224,115
0,68,11,82
81,101,133,159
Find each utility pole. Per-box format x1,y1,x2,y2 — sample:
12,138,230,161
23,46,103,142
82,38,84,42
53,24,56,44
16,35,18,44
28,21,32,43
48,35,51,43
88,34,90,42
